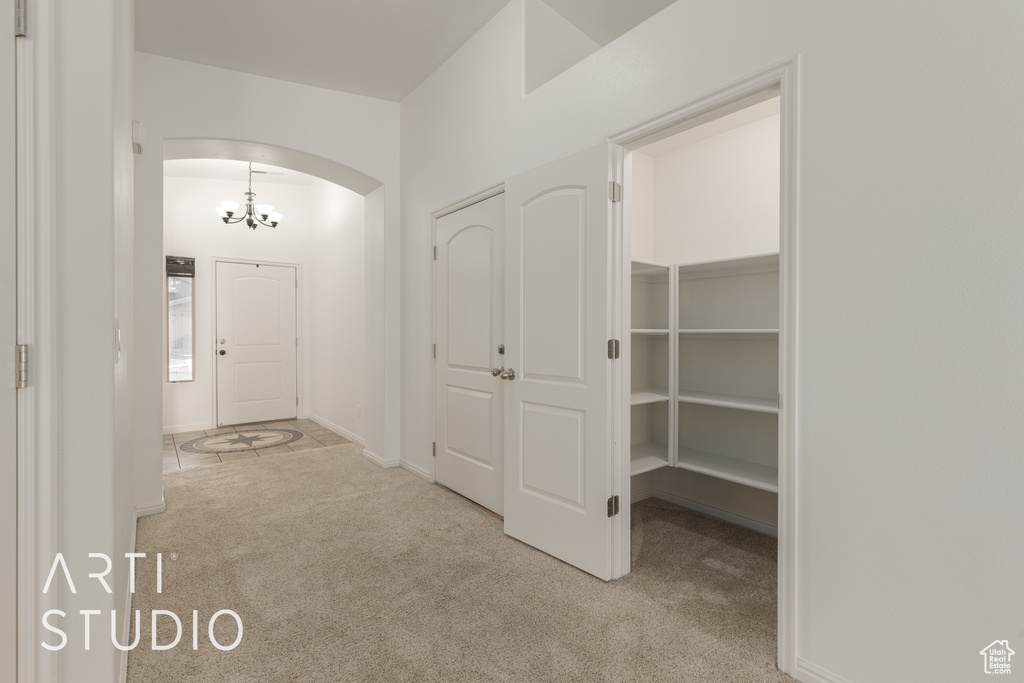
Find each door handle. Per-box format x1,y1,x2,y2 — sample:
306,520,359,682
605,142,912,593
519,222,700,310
500,368,516,380
491,366,504,376
219,350,227,356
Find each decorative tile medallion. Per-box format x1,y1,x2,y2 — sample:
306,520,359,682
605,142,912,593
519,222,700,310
179,429,304,454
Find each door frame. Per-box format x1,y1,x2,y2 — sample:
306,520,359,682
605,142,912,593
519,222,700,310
428,183,505,484
212,257,303,426
608,55,801,673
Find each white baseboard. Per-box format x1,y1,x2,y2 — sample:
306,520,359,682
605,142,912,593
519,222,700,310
399,460,432,482
630,472,655,503
653,487,778,537
136,492,165,517
308,413,365,446
162,422,213,435
361,448,400,469
793,658,849,683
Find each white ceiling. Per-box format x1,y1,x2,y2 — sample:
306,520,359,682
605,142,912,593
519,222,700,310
135,0,677,102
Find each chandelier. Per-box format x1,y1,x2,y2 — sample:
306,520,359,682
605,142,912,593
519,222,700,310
215,162,283,229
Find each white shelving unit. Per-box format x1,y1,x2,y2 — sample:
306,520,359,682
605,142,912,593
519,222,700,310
628,260,672,475
676,254,780,490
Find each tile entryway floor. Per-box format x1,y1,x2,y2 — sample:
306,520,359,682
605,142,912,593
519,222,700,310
163,418,351,471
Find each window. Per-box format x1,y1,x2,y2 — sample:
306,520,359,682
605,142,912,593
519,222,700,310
167,256,195,382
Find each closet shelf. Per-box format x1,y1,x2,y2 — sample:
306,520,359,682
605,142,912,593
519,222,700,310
631,387,670,405
631,260,671,282
676,448,779,493
677,390,778,414
630,442,670,475
678,328,779,335
632,328,670,335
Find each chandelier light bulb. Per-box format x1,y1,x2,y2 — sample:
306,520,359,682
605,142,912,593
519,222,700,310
214,163,284,230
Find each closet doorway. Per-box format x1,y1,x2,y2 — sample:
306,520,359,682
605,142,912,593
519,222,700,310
612,59,799,670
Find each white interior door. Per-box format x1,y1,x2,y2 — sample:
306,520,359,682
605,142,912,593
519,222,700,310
434,193,505,514
503,144,619,580
216,262,298,426
1,1,16,677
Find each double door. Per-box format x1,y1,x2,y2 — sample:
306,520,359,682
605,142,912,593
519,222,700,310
434,145,625,580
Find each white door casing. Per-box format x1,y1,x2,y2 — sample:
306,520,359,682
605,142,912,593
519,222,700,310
216,261,298,426
1,0,16,677
433,193,505,514
502,144,619,581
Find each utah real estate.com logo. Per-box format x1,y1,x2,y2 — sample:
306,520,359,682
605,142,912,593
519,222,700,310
980,640,1014,675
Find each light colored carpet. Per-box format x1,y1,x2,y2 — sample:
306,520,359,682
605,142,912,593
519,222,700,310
128,445,791,682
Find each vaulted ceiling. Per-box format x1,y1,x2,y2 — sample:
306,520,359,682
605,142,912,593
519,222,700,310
135,0,676,102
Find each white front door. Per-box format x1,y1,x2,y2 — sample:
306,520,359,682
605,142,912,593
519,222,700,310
434,193,505,514
216,262,298,426
503,144,620,580
0,1,16,676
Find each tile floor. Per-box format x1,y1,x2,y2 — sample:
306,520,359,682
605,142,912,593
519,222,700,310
162,418,352,471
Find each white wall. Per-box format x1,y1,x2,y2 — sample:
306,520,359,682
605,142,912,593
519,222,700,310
161,171,366,439
34,0,137,679
162,174,312,430
135,54,401,510
399,2,1024,682
649,114,780,263
308,179,366,440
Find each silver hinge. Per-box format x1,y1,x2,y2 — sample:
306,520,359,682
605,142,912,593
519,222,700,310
777,392,781,410
607,495,620,518
432,343,436,359
16,344,28,388
432,441,436,457
15,0,27,37
608,181,622,203
607,339,620,359
433,246,437,261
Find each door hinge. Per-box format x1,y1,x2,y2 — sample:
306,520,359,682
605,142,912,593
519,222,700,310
432,441,436,457
15,344,28,388
607,495,620,517
432,343,436,359
778,392,781,410
433,246,437,261
15,0,26,37
608,181,622,203
607,339,620,359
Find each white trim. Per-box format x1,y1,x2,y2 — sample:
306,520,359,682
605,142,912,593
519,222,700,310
118,512,139,683
629,473,655,503
431,182,504,220
652,488,778,537
609,55,801,675
399,459,433,482
793,658,850,683
163,422,215,435
17,8,58,680
308,413,364,446
136,496,166,518
361,448,400,469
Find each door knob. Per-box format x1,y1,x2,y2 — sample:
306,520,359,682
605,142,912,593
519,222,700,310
500,368,516,380
219,350,227,356
491,366,504,377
